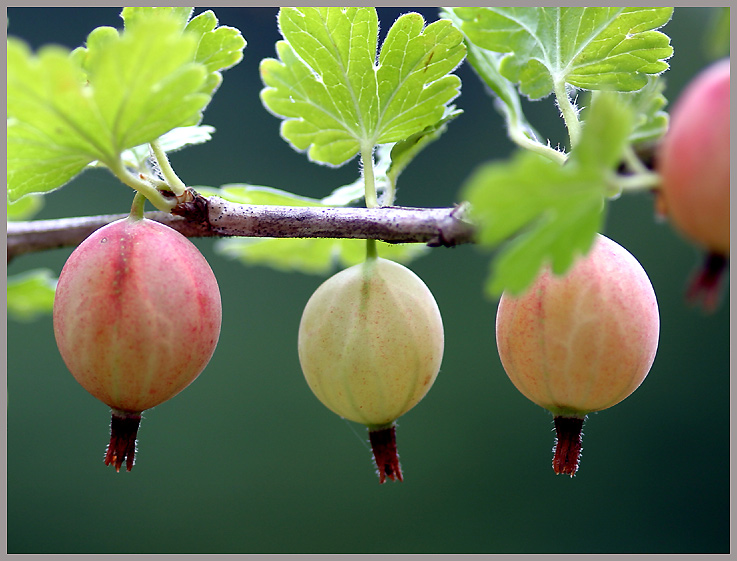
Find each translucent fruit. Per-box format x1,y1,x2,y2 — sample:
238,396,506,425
495,234,660,476
298,257,444,482
53,216,222,471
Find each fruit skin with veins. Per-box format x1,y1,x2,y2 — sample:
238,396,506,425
53,216,222,471
495,234,659,476
298,257,444,482
655,58,730,310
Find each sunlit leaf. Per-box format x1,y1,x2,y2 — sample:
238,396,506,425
8,8,245,202
7,17,210,201
455,7,673,99
463,93,635,296
260,7,465,166
442,8,543,149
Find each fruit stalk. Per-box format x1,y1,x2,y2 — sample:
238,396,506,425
685,252,729,312
368,424,403,483
104,409,142,472
495,234,659,476
53,212,222,471
298,257,444,482
552,416,585,477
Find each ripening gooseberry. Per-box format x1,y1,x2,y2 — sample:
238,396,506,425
495,234,659,476
656,58,730,310
53,215,222,471
298,257,444,483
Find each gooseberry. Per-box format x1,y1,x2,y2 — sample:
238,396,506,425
298,257,444,483
495,234,659,476
656,58,730,310
53,214,222,471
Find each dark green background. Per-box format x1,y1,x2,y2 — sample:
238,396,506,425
7,7,730,554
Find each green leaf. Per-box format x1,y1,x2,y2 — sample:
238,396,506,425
121,125,216,172
183,10,247,97
574,93,636,171
7,269,57,322
442,8,542,143
7,193,44,221
122,8,246,99
705,7,730,60
197,182,427,274
454,7,673,99
7,41,98,200
385,105,463,186
216,237,427,276
196,184,326,207
463,92,634,296
622,77,669,145
120,7,194,30
260,7,465,166
8,8,246,203
7,16,212,202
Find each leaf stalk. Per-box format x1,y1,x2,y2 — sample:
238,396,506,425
361,145,379,209
150,140,187,197
553,80,582,149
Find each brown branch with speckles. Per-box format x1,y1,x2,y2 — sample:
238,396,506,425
7,190,477,263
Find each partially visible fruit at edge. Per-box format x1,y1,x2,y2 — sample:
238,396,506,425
656,58,730,312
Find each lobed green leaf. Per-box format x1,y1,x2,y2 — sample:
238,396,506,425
8,8,245,203
454,7,673,99
120,7,193,30
183,10,247,97
463,92,635,297
121,8,247,99
260,7,465,166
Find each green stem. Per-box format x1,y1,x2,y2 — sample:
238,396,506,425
150,140,187,197
108,158,175,212
621,145,653,177
508,126,568,165
365,238,378,261
613,171,662,193
361,144,378,209
383,176,397,207
553,79,582,149
129,192,147,220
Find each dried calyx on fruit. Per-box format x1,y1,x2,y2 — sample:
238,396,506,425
655,58,730,311
53,195,222,471
495,234,660,476
298,248,444,483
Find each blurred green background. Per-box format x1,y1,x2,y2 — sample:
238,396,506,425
6,7,730,554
